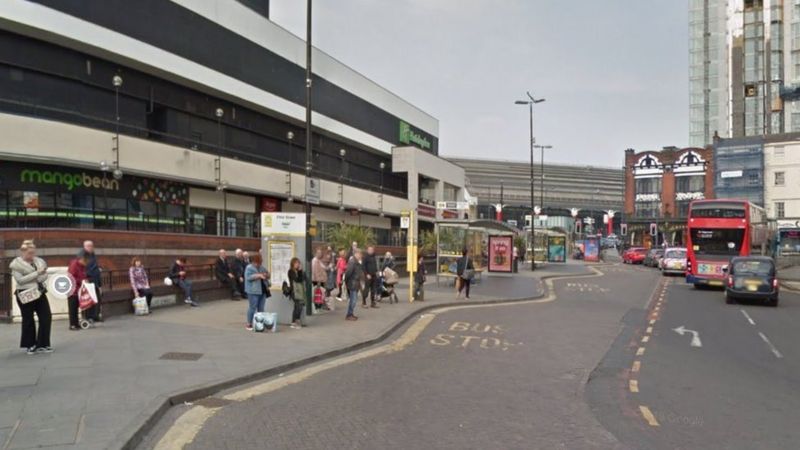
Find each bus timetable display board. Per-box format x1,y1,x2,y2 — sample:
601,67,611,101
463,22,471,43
547,236,566,263
584,236,600,262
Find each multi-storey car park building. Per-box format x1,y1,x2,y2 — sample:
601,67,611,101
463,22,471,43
448,157,624,233
0,0,468,318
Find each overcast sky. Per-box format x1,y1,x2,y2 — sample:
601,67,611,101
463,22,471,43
270,0,688,168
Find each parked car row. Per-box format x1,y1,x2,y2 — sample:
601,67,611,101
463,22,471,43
623,246,688,278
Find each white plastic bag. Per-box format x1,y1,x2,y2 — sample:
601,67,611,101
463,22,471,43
132,296,149,316
252,312,277,333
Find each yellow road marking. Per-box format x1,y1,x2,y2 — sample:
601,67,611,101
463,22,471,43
641,336,650,343
631,360,641,373
639,405,660,426
154,406,221,450
629,379,639,393
155,267,608,448
636,347,646,356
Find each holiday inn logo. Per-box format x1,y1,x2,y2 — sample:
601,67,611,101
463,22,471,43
20,169,120,191
398,120,431,150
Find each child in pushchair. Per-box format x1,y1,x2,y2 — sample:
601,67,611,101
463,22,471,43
380,267,400,304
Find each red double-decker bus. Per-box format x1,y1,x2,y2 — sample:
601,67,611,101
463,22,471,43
686,199,771,287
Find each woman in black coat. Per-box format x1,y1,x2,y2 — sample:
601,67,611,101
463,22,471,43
456,248,475,299
287,257,307,329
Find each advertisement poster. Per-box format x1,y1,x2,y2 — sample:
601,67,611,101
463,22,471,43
23,191,39,211
584,236,600,262
547,236,566,263
268,241,295,289
488,235,513,273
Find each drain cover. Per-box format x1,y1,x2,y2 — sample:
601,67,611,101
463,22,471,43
159,352,203,361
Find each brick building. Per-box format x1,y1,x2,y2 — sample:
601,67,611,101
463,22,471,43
623,147,714,247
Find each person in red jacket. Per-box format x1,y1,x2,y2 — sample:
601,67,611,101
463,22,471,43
67,256,88,330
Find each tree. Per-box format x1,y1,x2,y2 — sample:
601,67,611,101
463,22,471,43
327,223,375,251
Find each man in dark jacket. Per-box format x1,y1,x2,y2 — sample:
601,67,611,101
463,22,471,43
361,246,379,308
214,249,239,299
78,240,102,320
230,249,247,299
344,249,364,321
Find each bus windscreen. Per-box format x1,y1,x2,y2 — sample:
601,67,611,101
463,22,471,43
690,228,744,256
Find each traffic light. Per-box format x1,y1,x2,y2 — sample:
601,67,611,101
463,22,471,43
575,219,582,234
525,215,532,229
620,223,627,236
650,223,657,236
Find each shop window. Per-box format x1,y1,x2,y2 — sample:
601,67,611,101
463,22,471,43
159,203,187,233
94,196,128,230
128,199,159,232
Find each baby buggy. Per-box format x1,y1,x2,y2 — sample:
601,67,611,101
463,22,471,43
380,267,399,304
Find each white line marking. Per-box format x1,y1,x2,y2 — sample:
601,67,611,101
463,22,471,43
758,332,783,359
740,309,755,326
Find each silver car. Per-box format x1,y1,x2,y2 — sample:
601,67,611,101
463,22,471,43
660,247,687,276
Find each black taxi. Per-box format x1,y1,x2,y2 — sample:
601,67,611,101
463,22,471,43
724,256,779,307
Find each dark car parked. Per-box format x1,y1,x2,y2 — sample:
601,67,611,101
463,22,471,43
643,249,664,268
725,256,779,306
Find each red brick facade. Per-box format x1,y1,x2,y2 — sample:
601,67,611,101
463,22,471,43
623,147,714,246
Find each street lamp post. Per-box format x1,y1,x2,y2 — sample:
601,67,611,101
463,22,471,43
215,107,227,235
339,148,346,210
515,92,545,271
304,0,314,316
379,161,385,217
534,144,552,215
111,75,123,181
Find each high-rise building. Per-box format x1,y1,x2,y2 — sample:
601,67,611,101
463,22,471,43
689,0,800,146
689,0,729,147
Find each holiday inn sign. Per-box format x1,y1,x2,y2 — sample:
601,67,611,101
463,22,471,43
399,120,431,150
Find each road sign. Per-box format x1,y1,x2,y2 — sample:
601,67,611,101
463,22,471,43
507,219,518,227
436,201,469,210
583,217,594,224
305,178,320,205
400,214,411,229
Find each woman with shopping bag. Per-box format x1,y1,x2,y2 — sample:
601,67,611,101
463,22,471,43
9,240,53,354
67,255,97,330
129,257,152,315
286,257,307,329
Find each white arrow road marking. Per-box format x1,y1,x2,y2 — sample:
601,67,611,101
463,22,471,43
673,326,702,348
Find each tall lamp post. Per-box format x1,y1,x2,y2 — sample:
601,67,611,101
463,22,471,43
339,148,346,210
110,75,124,181
215,107,227,235
533,144,552,215
304,0,314,315
379,161,386,217
515,92,545,271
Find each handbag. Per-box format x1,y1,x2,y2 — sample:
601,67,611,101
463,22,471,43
132,296,149,316
462,258,474,280
17,286,42,305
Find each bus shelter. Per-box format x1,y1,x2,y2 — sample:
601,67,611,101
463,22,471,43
530,229,569,265
434,219,518,285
